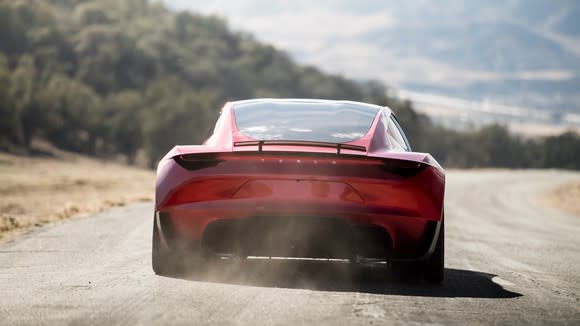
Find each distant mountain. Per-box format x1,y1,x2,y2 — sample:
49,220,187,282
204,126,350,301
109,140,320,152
163,0,580,113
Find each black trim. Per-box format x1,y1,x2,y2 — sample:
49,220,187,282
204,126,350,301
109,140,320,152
173,154,223,171
381,159,427,177
234,140,366,155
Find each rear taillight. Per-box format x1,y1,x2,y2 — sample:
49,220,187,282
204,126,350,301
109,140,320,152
381,159,427,177
173,154,223,171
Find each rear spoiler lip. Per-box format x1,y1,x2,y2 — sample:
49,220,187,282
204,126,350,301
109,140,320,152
167,146,442,170
172,150,435,177
233,140,366,155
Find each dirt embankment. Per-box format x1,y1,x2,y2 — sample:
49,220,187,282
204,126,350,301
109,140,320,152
541,181,580,217
0,151,154,240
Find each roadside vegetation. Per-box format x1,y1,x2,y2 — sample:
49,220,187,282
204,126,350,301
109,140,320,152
0,141,153,238
0,0,579,169
542,182,580,217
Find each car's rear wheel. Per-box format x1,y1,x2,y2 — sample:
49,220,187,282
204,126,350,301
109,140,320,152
423,217,444,283
391,216,444,283
152,221,184,276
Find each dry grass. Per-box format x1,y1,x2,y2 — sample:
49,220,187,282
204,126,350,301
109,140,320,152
541,182,580,217
0,150,154,240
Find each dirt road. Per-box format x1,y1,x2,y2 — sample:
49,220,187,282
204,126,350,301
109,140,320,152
1,170,579,325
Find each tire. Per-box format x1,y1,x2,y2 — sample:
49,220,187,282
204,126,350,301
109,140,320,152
423,217,444,283
152,221,183,276
390,216,444,283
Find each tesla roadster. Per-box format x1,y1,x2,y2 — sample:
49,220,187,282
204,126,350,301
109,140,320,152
152,99,445,282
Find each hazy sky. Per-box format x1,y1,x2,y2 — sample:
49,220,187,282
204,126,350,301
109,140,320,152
160,1,414,85
160,1,579,92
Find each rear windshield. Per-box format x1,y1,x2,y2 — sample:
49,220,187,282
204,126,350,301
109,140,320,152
233,101,379,143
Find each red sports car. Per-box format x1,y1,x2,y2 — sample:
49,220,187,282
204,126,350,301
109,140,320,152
153,99,445,282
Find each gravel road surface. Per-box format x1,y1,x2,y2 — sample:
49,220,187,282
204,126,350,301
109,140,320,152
1,170,579,325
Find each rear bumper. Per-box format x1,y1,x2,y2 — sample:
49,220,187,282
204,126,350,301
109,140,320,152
156,199,441,261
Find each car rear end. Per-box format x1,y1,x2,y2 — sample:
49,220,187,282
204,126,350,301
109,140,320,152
153,99,445,278
155,147,444,263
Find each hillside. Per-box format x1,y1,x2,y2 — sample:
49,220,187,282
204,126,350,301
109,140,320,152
0,0,402,166
0,0,579,170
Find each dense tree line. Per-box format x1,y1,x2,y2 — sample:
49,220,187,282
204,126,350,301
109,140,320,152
0,0,578,169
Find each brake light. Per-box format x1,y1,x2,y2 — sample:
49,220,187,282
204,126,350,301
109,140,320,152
173,154,223,170
381,159,426,177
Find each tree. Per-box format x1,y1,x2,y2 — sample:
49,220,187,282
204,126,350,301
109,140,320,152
104,90,142,163
0,0,577,171
39,74,103,154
